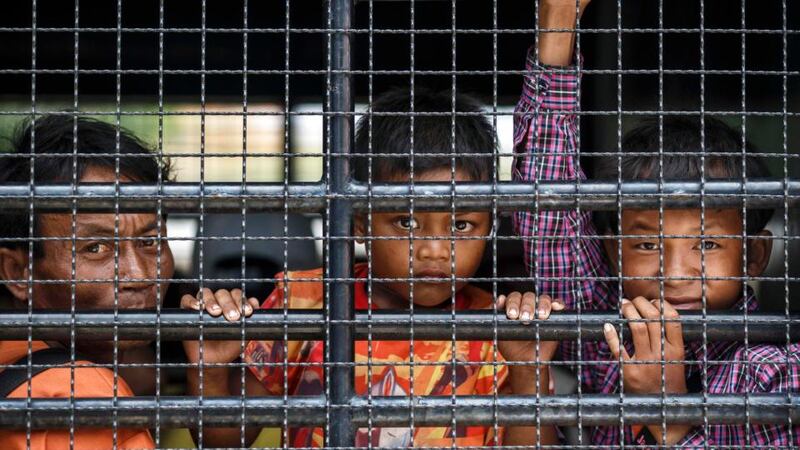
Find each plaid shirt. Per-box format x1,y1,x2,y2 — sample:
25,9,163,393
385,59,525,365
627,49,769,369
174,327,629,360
512,47,800,448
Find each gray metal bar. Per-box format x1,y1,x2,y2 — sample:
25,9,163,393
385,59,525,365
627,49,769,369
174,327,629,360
0,180,795,212
326,0,355,447
0,394,795,429
0,310,796,343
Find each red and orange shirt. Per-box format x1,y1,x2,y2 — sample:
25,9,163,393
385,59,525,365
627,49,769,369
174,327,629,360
244,263,508,448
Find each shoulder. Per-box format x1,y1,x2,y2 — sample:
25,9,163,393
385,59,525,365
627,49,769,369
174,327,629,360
732,343,800,392
10,363,136,399
264,267,325,309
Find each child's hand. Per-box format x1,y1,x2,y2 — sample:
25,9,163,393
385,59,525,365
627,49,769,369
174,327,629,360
538,0,592,66
603,297,687,396
181,288,261,365
496,292,564,363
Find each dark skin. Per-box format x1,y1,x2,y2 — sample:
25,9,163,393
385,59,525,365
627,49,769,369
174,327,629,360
0,166,175,393
601,208,773,444
182,168,561,447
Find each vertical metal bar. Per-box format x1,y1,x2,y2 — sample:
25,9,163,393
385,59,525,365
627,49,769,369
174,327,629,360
326,0,355,448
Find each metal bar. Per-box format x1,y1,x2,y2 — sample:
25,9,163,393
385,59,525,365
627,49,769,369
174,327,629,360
0,394,796,429
327,0,355,447
0,310,797,343
0,180,796,212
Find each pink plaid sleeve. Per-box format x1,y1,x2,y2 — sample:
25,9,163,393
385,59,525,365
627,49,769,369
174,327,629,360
511,47,610,311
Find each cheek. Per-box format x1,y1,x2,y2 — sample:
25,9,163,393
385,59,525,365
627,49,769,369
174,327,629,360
618,249,656,276
454,241,485,275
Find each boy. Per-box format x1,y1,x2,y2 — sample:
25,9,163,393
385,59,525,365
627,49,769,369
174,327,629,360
0,115,175,449
182,87,561,447
516,0,800,446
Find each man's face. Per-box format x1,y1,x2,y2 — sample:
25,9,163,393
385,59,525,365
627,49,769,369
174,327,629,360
355,168,491,308
607,208,770,310
18,167,174,355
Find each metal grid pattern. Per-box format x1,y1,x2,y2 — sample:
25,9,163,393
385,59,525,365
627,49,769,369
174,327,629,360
0,0,796,449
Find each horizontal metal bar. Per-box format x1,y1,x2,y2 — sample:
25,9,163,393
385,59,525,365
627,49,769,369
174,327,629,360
0,310,796,343
0,180,796,212
0,394,795,429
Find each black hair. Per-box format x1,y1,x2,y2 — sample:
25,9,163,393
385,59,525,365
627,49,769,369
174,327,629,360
0,114,172,256
591,116,773,235
353,87,497,182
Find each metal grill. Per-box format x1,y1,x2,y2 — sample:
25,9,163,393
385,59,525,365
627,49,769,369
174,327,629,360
0,0,797,449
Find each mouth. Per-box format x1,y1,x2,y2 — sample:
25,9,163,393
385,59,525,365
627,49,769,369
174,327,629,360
412,269,451,281
664,297,704,310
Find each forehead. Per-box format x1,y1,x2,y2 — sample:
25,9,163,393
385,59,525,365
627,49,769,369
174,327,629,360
621,208,744,233
37,166,160,237
384,167,478,183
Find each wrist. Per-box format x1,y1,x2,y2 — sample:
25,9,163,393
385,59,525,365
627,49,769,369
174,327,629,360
508,365,550,395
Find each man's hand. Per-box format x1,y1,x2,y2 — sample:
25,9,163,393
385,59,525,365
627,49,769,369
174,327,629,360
538,0,592,66
181,288,261,365
603,297,691,445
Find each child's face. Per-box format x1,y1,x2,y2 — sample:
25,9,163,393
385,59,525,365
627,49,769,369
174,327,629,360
604,208,772,310
355,168,491,308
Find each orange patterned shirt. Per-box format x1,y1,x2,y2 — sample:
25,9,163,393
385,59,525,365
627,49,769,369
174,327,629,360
244,263,508,448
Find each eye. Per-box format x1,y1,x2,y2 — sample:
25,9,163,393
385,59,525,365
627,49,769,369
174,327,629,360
697,240,720,251
85,242,112,254
454,220,474,233
396,217,420,230
634,241,658,251
141,237,158,248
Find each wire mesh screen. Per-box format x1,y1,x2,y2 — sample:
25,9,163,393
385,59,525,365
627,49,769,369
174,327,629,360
0,0,798,449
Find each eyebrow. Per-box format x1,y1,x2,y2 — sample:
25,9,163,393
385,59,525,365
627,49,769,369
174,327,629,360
627,217,657,233
76,219,160,237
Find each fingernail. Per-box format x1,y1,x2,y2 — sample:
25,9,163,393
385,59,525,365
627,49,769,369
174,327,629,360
245,305,253,314
538,308,547,318
553,303,564,310
228,310,240,320
508,308,517,318
497,295,505,302
521,311,531,322
604,323,614,333
621,298,630,304
192,301,201,310
210,305,221,313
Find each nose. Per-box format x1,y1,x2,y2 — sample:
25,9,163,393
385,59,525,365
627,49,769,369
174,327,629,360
415,236,451,262
662,240,699,286
118,244,154,291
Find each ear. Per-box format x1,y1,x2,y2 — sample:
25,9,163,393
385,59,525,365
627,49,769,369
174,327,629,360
353,214,366,244
0,247,31,302
601,235,620,276
746,230,773,277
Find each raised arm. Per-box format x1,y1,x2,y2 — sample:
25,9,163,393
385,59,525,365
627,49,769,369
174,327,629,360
512,0,609,311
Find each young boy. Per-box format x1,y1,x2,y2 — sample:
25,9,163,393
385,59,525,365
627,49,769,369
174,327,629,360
0,115,175,449
182,87,561,448
516,0,800,446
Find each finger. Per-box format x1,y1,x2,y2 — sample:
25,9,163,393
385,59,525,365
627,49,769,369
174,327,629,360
504,292,522,320
621,298,650,355
660,300,685,349
535,294,553,320
603,323,631,362
180,294,201,310
632,296,663,351
197,288,222,316
497,295,506,309
244,297,261,316
215,289,241,321
519,292,537,323
551,299,565,311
